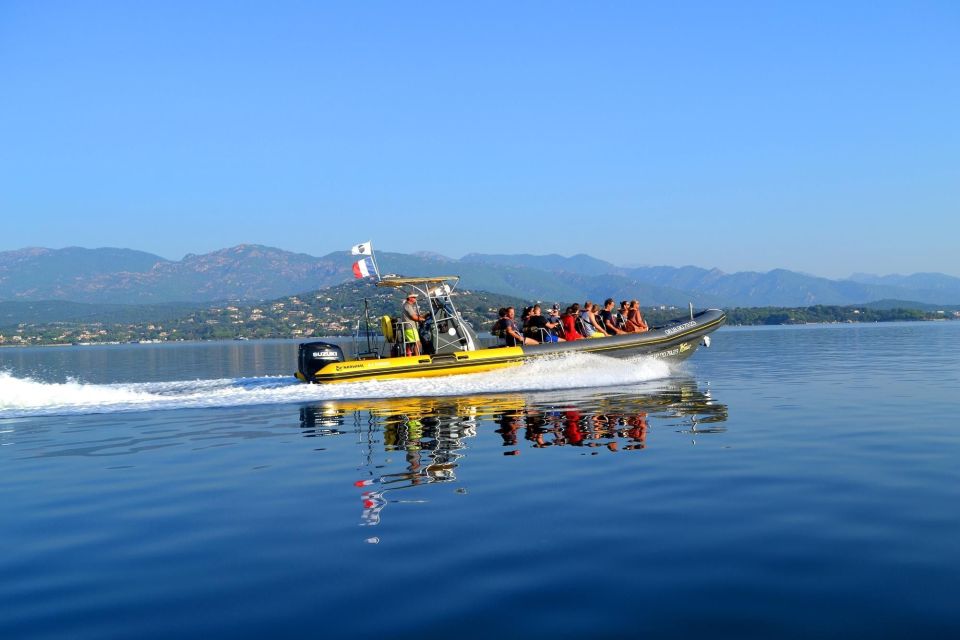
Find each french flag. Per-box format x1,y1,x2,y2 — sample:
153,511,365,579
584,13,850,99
352,257,374,279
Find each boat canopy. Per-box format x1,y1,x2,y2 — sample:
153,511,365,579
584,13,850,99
376,275,460,290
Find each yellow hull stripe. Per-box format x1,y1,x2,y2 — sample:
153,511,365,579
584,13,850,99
312,347,525,383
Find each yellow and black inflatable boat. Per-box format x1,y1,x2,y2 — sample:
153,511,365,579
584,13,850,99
294,274,725,384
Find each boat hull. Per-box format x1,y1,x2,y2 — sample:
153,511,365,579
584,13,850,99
297,309,726,384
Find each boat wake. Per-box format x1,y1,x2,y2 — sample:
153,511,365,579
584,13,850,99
0,352,674,418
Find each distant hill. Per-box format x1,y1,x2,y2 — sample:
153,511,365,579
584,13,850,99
378,251,720,307
0,247,170,300
0,280,534,344
0,247,168,276
626,266,894,307
0,300,200,327
465,255,960,307
1,245,958,308
847,272,960,301
0,246,718,307
0,245,349,304
860,299,960,312
461,252,623,277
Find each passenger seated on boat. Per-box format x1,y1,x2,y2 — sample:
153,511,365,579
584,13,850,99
616,300,630,330
580,302,606,338
547,305,562,324
491,307,514,343
519,305,536,335
568,303,586,335
600,299,627,335
524,304,565,343
624,300,649,333
491,307,508,337
579,301,596,337
546,304,566,339
520,305,535,328
502,306,538,346
561,306,583,341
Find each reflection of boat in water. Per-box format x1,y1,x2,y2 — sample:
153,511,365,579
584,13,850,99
298,382,727,526
295,275,725,383
299,382,727,447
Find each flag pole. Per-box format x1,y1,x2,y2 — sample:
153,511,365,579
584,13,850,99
369,246,382,281
351,240,382,281
363,298,372,354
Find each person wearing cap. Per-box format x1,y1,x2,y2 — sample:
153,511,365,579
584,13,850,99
546,304,564,339
547,304,561,324
401,292,427,355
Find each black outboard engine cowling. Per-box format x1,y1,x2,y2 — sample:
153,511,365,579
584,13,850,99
297,341,345,381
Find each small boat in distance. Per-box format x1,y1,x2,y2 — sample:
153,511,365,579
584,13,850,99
295,274,725,384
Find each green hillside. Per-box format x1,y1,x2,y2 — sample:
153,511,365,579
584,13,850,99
0,281,530,345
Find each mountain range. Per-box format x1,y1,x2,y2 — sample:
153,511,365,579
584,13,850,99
2,245,959,308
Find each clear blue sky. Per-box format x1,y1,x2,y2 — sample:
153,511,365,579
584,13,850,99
2,1,957,278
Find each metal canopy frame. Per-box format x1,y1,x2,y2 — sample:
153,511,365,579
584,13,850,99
376,276,474,354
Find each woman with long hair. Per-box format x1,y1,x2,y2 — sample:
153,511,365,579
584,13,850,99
561,305,583,341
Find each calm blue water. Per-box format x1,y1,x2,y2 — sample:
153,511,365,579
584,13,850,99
2,323,960,638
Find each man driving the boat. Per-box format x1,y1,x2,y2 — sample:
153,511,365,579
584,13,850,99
402,293,427,356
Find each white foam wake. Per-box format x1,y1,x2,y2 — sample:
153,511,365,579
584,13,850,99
0,353,673,417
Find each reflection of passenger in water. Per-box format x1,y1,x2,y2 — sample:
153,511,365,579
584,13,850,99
381,411,469,481
622,413,648,450
383,414,426,485
563,411,586,445
496,410,523,450
490,408,652,451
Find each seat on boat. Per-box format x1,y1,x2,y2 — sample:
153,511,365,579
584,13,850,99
574,316,588,336
527,327,559,343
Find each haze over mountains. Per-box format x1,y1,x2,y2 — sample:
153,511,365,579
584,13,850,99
2,245,959,308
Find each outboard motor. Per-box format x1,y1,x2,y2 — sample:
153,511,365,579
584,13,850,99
297,341,345,382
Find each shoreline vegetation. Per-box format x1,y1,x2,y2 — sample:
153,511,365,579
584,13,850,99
1,294,957,347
